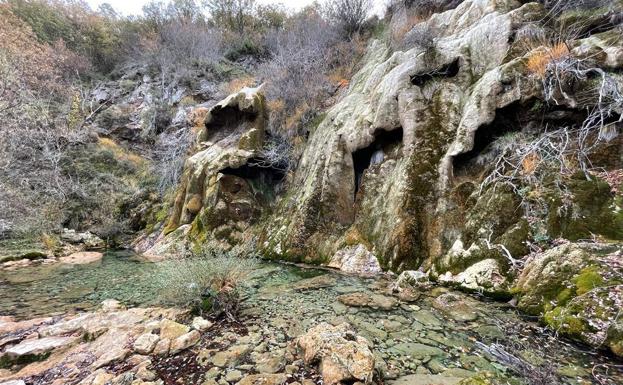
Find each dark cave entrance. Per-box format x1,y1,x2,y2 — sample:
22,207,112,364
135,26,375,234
220,160,286,204
451,102,527,178
451,99,588,178
410,58,460,87
352,128,404,198
206,106,257,142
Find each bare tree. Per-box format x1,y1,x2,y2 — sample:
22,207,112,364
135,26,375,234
204,0,255,33
324,0,372,36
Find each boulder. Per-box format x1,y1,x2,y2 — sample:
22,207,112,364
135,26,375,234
0,381,27,385
133,333,160,355
170,330,200,354
4,336,77,362
438,259,508,295
327,244,382,276
60,229,105,249
514,242,623,356
192,316,213,331
152,338,170,356
59,251,104,265
297,322,375,385
101,299,126,312
159,319,189,340
210,344,252,367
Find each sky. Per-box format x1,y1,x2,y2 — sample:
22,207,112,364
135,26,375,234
86,0,385,17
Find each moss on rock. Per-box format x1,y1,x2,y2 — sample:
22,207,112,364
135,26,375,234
514,242,623,356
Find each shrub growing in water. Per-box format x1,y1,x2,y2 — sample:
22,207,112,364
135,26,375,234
155,245,258,320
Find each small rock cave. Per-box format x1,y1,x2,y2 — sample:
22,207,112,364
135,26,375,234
205,106,257,143
410,58,460,87
220,161,285,205
352,128,404,199
451,100,588,178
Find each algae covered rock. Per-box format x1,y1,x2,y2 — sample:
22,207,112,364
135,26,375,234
514,242,623,356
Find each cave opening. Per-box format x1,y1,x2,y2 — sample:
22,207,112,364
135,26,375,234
410,58,460,87
451,99,588,178
206,106,257,142
220,160,286,203
352,128,404,198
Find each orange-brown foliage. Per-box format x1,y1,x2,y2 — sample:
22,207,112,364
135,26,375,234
526,42,570,77
0,5,88,96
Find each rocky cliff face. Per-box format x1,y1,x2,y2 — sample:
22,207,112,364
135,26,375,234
151,0,623,274
143,0,623,355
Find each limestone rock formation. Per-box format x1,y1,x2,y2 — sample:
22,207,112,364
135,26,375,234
143,85,271,257
297,322,375,385
327,244,382,276
260,0,546,270
514,242,623,356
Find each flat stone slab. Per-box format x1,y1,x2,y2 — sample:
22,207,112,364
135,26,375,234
59,252,103,265
337,292,397,310
5,336,76,358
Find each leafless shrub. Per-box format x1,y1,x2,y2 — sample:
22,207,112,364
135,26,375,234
259,12,342,137
248,134,294,173
386,0,464,19
482,52,622,205
153,127,194,194
401,22,436,50
543,0,615,13
323,0,372,37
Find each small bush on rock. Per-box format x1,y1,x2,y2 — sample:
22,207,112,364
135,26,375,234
155,244,258,320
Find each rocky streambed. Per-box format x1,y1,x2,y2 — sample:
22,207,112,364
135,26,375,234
0,252,622,385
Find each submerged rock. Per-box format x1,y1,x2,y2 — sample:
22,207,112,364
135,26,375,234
59,251,104,265
338,292,398,310
389,374,463,385
297,322,375,385
431,293,479,322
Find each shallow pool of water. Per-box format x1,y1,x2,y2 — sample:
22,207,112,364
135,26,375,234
1,251,622,384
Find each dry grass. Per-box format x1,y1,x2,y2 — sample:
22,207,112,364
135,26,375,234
223,76,256,95
98,137,145,166
526,43,570,77
392,13,428,44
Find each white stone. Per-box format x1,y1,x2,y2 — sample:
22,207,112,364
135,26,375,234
134,333,160,355
192,316,213,331
5,336,76,358
327,244,381,276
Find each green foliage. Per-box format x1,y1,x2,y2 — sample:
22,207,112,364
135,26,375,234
8,0,124,73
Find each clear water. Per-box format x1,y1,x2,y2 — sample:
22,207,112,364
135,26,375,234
1,250,622,384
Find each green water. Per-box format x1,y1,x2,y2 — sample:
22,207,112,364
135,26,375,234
1,250,622,384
